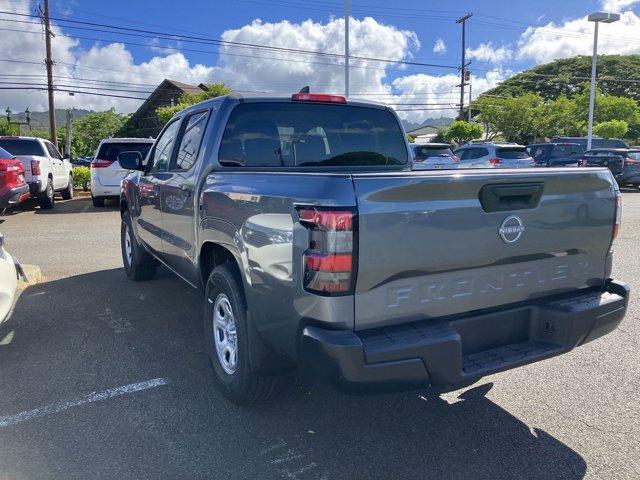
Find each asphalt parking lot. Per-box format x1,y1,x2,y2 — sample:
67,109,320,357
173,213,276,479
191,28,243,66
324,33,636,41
0,192,638,480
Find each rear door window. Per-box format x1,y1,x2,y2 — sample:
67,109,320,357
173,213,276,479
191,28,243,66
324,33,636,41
219,102,408,167
497,148,529,159
45,142,62,159
172,110,209,171
0,139,45,156
97,142,153,163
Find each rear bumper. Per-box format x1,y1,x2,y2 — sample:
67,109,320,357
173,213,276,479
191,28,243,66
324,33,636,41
301,280,629,393
28,180,42,195
0,184,29,208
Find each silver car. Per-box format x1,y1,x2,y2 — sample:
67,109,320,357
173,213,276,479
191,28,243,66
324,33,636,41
454,142,535,168
412,143,459,170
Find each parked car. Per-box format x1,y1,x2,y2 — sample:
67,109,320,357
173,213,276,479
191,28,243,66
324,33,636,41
528,142,584,167
454,142,535,168
551,136,628,149
0,147,29,212
411,143,458,170
580,148,640,188
120,92,628,405
91,138,154,207
71,156,93,167
0,136,73,209
0,233,25,323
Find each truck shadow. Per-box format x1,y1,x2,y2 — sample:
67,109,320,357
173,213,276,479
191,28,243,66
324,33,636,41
0,268,587,480
1,196,119,216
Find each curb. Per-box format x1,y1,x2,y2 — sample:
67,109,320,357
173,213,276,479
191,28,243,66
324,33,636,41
18,264,42,287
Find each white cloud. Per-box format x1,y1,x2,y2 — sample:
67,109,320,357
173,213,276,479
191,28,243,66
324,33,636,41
433,38,446,54
517,11,640,63
466,43,512,64
0,2,502,123
600,0,640,11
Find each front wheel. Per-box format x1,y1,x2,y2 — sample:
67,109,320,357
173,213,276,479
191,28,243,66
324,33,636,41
61,174,74,200
121,211,158,281
204,263,282,404
92,196,105,207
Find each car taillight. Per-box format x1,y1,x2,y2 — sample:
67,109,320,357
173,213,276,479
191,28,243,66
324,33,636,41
613,192,622,240
488,158,501,166
298,206,355,295
91,158,114,168
291,93,347,103
31,159,41,175
624,158,637,166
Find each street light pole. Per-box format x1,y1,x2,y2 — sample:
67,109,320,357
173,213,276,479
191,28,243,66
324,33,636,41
587,12,620,150
344,0,349,97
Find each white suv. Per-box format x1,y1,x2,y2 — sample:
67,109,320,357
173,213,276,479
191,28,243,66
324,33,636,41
91,138,154,207
0,136,73,209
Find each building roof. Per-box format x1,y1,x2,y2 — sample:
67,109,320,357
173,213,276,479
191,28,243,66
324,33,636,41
163,79,207,95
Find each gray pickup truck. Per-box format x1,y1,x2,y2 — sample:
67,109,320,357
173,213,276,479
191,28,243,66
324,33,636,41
119,93,629,404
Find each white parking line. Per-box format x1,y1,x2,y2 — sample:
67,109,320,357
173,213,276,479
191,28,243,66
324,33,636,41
0,377,168,428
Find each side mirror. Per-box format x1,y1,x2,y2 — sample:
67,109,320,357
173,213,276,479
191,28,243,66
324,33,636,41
63,153,70,160
118,151,144,170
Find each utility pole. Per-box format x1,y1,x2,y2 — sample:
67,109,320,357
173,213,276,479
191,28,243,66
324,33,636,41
65,108,72,157
344,0,349,97
456,13,472,119
42,0,57,147
467,70,472,122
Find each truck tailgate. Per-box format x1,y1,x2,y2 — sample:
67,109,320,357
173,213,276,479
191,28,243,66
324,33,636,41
352,168,616,330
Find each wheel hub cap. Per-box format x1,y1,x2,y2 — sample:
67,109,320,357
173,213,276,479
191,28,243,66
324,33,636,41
213,294,238,374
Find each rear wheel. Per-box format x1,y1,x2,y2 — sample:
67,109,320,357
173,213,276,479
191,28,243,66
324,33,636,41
38,178,55,210
92,196,105,207
204,263,283,405
61,174,74,200
121,211,158,280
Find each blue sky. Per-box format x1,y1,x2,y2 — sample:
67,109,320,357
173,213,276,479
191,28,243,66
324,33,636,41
2,0,640,121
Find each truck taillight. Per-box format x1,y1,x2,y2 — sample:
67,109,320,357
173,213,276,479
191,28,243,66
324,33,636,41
613,192,622,239
624,158,637,166
298,206,355,295
31,159,41,175
488,158,501,166
91,158,114,168
291,93,347,103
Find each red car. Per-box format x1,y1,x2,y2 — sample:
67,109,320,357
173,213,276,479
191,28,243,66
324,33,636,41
0,146,29,212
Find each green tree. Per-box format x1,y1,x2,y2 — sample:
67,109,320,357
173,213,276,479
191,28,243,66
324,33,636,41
72,109,126,157
156,83,232,123
542,96,582,137
572,85,639,127
475,93,547,144
445,121,484,145
594,120,629,139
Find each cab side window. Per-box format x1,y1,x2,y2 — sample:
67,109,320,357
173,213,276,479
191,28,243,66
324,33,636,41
148,120,180,174
172,111,209,171
45,142,62,159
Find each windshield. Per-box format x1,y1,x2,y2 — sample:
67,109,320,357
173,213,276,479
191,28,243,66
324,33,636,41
0,146,13,159
413,146,453,157
97,142,153,162
497,148,530,159
0,139,45,156
219,102,408,167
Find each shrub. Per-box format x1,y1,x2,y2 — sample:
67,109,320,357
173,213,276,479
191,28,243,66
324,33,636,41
72,166,91,189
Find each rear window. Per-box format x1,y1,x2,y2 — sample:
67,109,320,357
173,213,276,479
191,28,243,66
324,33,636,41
552,144,582,156
413,146,453,157
219,103,408,167
0,139,45,156
97,142,153,162
627,151,640,161
496,148,529,159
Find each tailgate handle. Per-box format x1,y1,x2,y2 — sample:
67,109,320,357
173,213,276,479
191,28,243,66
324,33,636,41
479,183,543,212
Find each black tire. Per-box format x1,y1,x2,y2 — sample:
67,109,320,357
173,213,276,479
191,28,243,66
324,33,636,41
61,175,74,200
204,263,282,405
121,211,158,281
92,196,105,207
38,178,55,209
